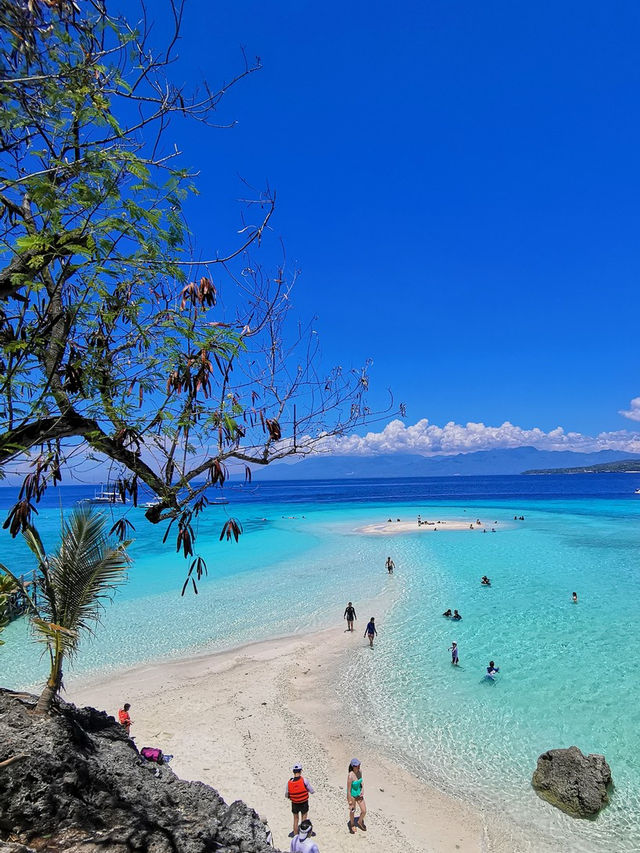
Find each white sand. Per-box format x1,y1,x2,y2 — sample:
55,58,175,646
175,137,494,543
67,626,531,853
358,518,504,535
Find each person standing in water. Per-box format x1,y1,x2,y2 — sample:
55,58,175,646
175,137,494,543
572,592,578,603
344,601,357,632
449,641,459,665
364,617,377,647
347,758,367,834
385,556,395,574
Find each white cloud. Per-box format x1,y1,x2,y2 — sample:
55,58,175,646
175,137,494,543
317,418,640,456
619,397,640,422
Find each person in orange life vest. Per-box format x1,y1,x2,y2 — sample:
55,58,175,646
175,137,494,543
285,763,315,838
118,703,132,735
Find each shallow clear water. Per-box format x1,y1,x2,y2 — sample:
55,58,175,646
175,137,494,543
2,475,640,851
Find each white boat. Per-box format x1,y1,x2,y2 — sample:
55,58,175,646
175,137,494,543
78,485,128,505
211,497,229,505
635,488,640,494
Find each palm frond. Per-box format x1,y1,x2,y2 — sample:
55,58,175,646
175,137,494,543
44,507,130,657
32,618,77,654
23,525,46,563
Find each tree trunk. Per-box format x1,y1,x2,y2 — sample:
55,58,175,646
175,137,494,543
34,651,63,715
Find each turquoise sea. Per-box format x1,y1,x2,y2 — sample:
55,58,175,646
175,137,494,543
2,474,640,852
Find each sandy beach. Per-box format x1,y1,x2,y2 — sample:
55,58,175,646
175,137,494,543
67,624,531,853
358,518,505,535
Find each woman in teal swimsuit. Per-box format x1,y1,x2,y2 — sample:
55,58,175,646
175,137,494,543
347,758,367,834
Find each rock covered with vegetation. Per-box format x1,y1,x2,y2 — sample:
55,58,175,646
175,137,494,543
0,689,278,852
532,746,612,817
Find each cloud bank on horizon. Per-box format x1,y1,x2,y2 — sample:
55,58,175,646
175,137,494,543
320,417,640,457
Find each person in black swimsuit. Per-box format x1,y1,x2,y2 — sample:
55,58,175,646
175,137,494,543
344,601,357,632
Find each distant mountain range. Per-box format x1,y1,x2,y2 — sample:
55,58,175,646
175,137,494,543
243,447,640,480
524,458,640,475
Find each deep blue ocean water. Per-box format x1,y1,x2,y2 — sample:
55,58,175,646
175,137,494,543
2,473,640,851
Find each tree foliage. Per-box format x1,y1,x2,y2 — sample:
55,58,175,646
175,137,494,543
0,1,389,582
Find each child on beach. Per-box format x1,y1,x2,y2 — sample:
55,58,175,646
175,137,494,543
449,642,459,665
118,703,132,735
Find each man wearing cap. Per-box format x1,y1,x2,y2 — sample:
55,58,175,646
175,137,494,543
285,763,315,839
290,819,320,852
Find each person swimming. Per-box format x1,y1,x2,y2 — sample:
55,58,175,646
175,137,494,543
486,660,500,678
443,608,452,617
481,576,491,585
452,609,462,620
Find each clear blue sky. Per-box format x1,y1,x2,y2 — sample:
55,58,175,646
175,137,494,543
142,1,640,444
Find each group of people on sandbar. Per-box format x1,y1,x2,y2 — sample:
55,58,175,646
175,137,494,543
285,758,367,848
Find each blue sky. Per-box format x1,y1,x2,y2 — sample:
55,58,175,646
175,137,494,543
139,1,640,453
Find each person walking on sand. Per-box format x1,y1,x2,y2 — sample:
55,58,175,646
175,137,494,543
118,702,132,735
344,601,357,632
290,819,320,853
347,758,367,833
364,617,377,647
386,556,395,574
449,641,459,665
285,763,315,838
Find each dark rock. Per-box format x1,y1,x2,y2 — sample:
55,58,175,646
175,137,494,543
532,746,612,817
0,689,280,851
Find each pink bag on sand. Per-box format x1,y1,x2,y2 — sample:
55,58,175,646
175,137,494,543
140,747,164,764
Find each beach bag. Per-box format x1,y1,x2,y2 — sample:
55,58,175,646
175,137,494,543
140,746,164,764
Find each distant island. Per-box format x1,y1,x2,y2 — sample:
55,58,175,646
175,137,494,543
244,447,640,481
524,458,640,475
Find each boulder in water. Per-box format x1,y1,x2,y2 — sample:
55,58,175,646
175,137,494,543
532,746,612,818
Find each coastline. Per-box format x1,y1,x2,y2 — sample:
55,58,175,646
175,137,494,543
67,622,539,853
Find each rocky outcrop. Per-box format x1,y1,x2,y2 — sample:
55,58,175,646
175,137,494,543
532,746,612,817
0,689,279,852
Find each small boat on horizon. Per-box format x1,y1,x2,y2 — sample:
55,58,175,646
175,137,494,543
77,484,129,505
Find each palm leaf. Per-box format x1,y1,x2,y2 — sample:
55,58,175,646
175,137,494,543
44,507,130,657
32,618,78,655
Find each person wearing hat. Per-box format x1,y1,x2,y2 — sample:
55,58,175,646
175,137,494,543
285,763,315,838
346,758,366,834
290,819,320,853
